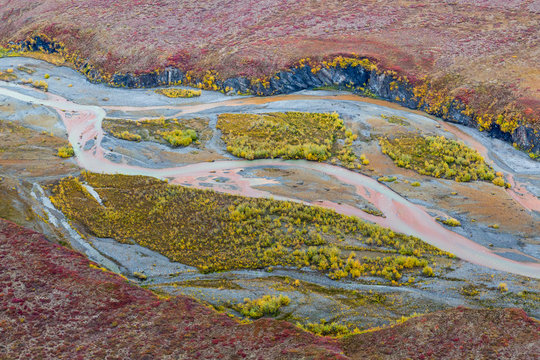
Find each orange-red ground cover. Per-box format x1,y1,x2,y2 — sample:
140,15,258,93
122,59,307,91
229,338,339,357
1,219,539,359
1,1,539,123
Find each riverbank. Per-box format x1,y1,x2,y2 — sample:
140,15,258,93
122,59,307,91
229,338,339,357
4,36,539,158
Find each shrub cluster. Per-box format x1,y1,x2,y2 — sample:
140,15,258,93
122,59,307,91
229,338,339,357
217,112,344,161
379,135,508,186
155,88,202,98
32,79,48,91
111,130,142,142
57,145,74,158
235,295,290,319
49,173,451,283
0,68,17,81
298,320,351,337
160,128,197,147
217,111,364,168
103,117,204,147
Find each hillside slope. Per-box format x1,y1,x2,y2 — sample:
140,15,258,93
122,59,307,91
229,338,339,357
343,307,540,359
1,219,539,359
0,219,343,359
1,1,539,126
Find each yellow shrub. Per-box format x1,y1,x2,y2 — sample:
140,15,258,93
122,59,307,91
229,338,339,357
57,145,74,158
422,265,434,276
492,177,505,187
155,88,202,98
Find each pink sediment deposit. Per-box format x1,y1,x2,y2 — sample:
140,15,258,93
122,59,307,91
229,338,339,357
505,173,540,213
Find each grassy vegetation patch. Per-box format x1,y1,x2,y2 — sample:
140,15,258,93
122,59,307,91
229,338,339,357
381,114,410,126
155,88,201,98
298,320,352,337
17,65,35,74
0,69,17,81
49,173,451,283
217,112,343,161
217,111,365,168
167,279,244,290
379,134,508,186
102,117,209,147
20,78,49,91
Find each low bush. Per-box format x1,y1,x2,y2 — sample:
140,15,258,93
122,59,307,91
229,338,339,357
57,145,74,158
32,80,48,91
299,320,351,337
441,218,461,227
422,265,434,276
378,176,397,182
0,70,17,81
160,129,197,147
112,130,142,142
155,88,201,98
235,295,290,319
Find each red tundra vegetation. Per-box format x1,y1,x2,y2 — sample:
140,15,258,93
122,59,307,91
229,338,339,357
0,0,539,125
1,218,539,359
0,219,343,359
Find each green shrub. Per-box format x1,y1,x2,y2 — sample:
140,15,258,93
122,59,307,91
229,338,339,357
441,218,461,227
378,176,397,182
299,320,351,337
160,129,197,146
133,271,147,280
